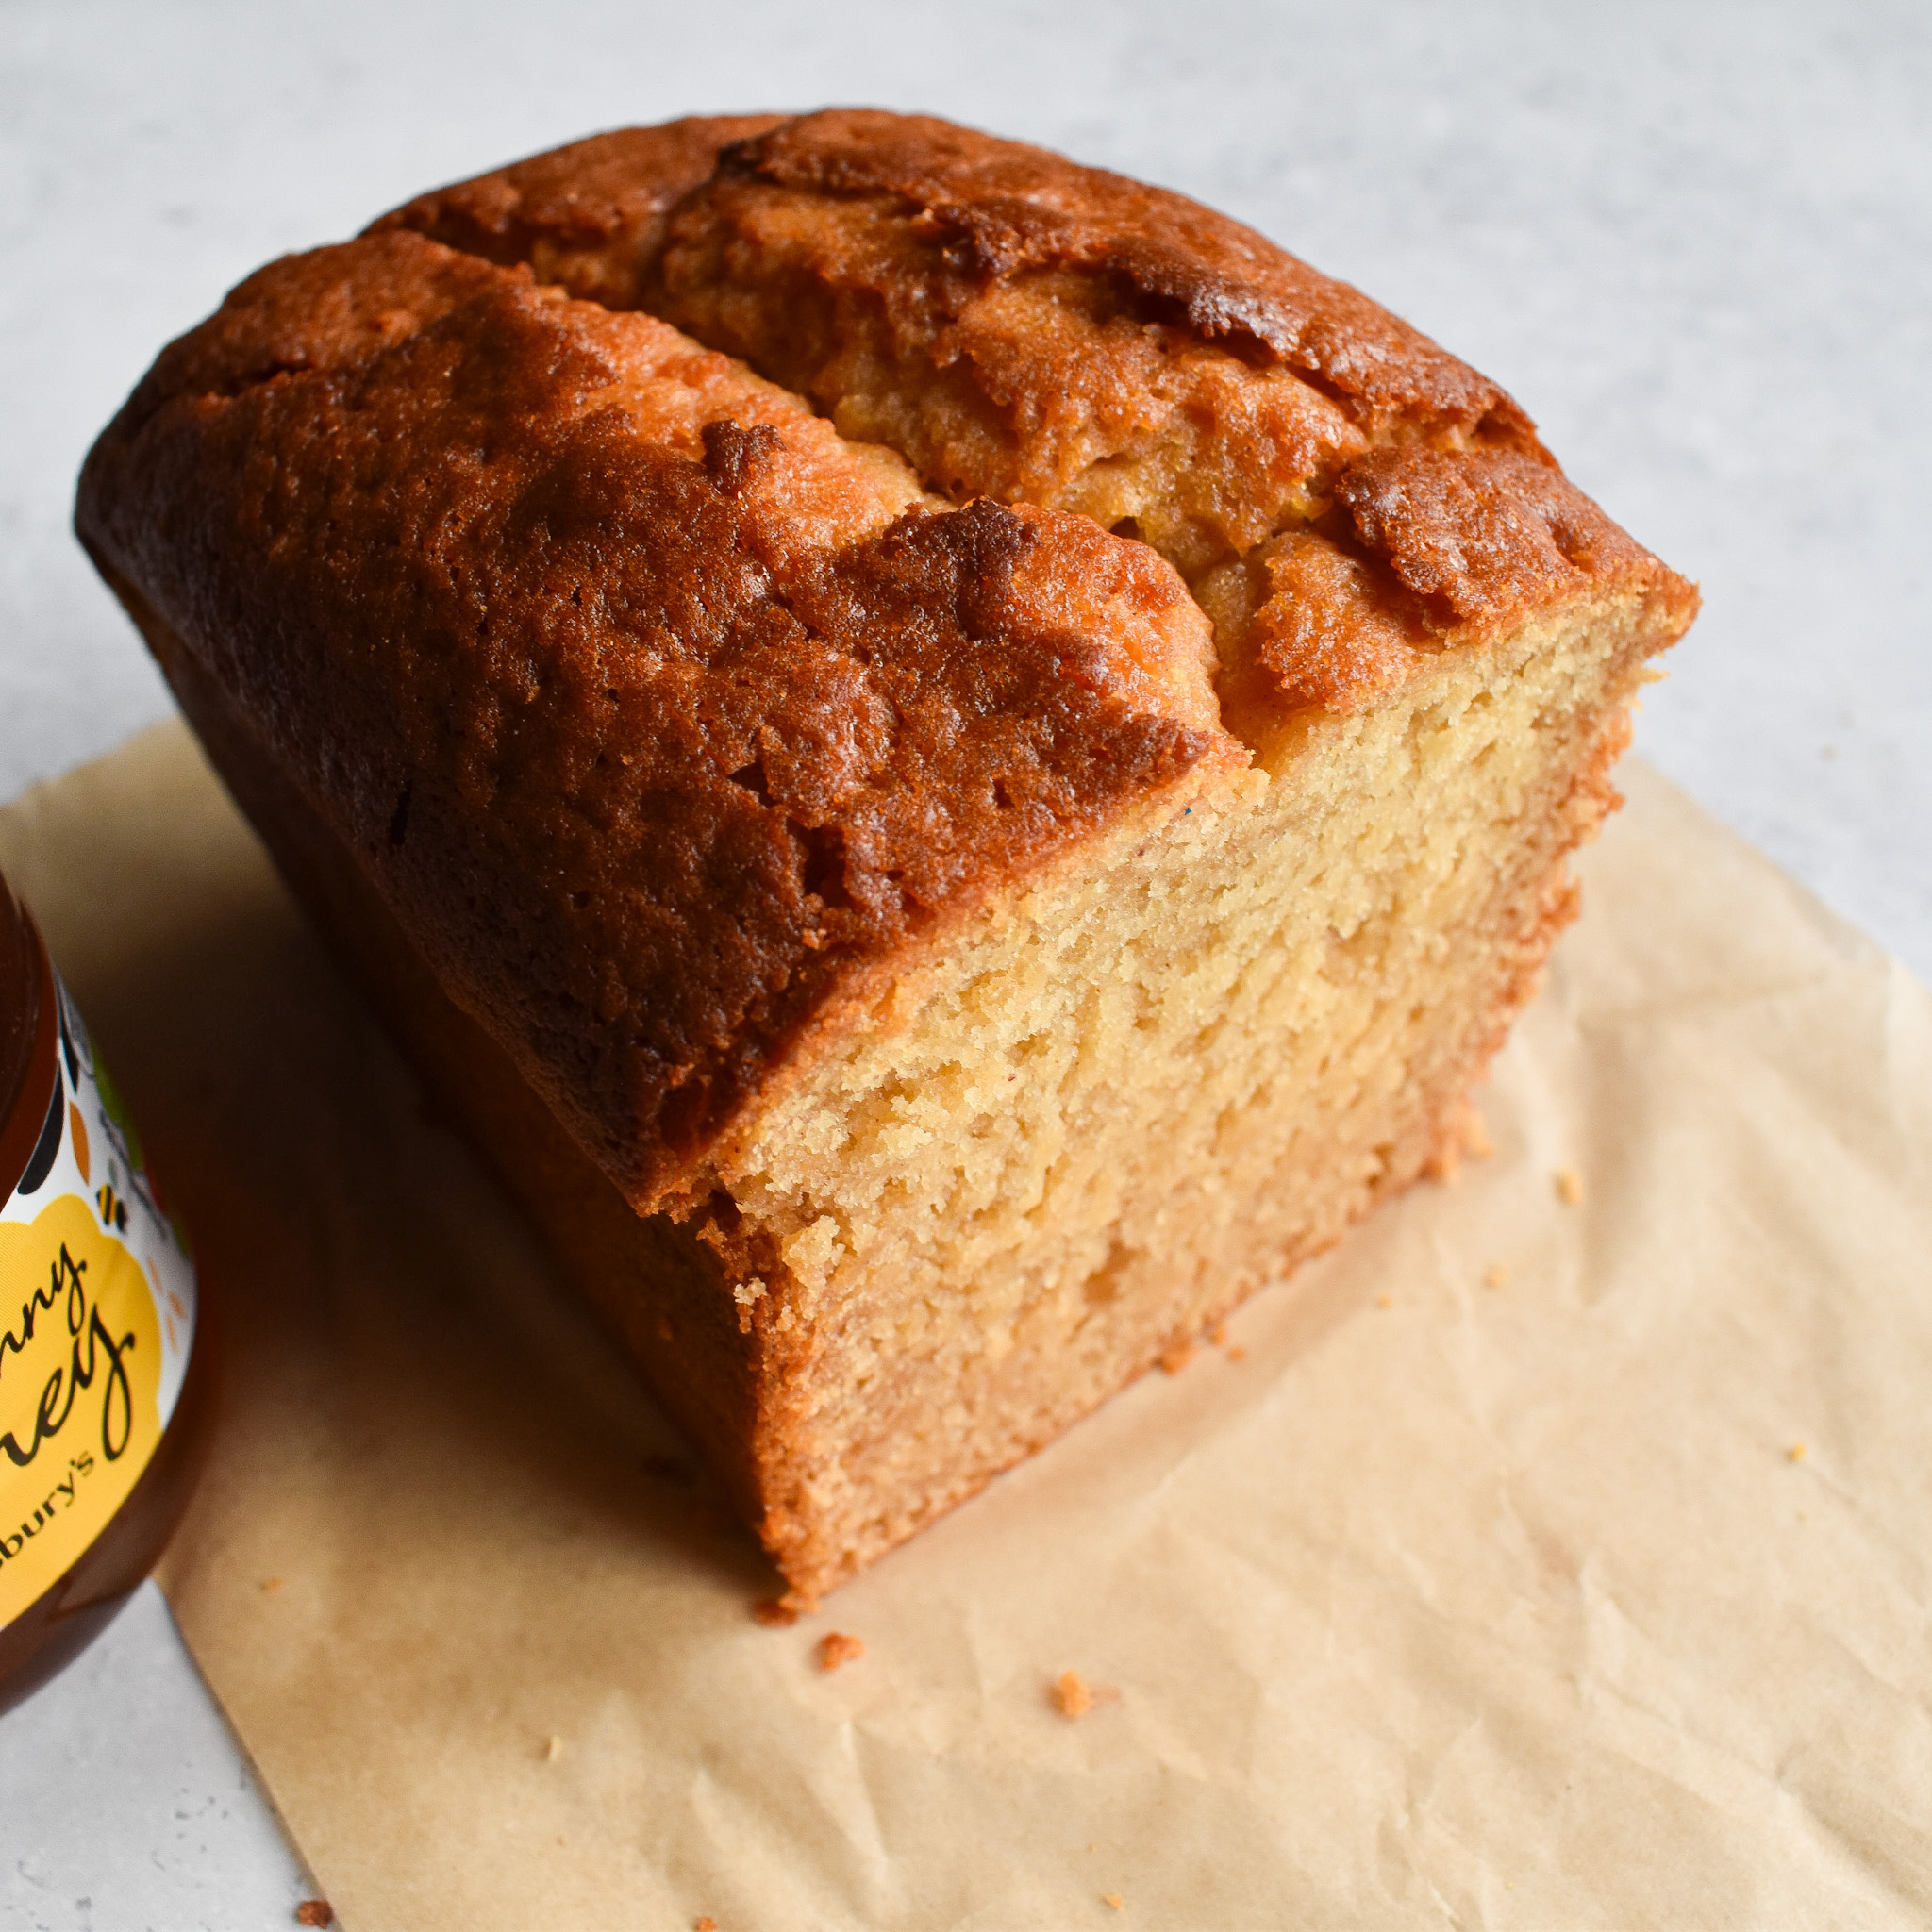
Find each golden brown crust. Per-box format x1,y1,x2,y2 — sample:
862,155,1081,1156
373,116,789,308
701,109,1539,441
77,227,1231,1212
1330,444,1675,625
1203,450,1699,732
376,110,1694,719
394,110,1546,593
378,111,1527,439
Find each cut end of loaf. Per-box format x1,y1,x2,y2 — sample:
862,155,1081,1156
710,582,1664,1600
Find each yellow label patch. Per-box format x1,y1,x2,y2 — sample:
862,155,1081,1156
0,1192,163,1627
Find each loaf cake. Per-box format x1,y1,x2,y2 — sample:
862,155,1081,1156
76,110,1696,1605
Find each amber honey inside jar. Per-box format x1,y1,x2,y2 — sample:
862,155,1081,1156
0,872,211,1716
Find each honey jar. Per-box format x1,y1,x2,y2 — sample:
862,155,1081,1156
0,872,210,1714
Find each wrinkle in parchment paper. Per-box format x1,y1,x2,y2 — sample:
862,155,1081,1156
1,724,1927,1931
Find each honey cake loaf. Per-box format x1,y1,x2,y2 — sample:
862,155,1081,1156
78,111,1696,1605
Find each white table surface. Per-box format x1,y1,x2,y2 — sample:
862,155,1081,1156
2,1,1927,1924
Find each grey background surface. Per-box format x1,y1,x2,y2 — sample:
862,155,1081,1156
2,1,1927,1924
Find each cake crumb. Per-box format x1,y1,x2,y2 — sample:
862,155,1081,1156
295,1905,334,1928
1376,1291,1393,1309
544,1735,564,1762
1102,1892,1124,1911
1483,1264,1508,1290
1208,1323,1227,1347
260,1576,285,1594
1052,1669,1093,1717
695,1918,718,1931
1226,1344,1246,1363
1788,1441,1807,1462
1555,1165,1585,1205
1158,1337,1195,1374
818,1631,865,1672
1051,1669,1120,1716
752,1597,798,1627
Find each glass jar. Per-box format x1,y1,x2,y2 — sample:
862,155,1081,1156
0,872,210,1715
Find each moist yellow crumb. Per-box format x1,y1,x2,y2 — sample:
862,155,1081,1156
1555,1165,1585,1205
817,1631,865,1672
1788,1442,1807,1462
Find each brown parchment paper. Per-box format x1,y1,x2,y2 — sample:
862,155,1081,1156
3,719,1929,1930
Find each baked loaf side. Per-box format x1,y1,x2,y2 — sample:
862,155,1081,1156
81,111,1696,1602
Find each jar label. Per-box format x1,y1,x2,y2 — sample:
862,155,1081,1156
0,979,197,1629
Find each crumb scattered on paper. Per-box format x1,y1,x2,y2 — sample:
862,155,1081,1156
1158,1337,1195,1374
1226,1343,1246,1362
1484,1264,1508,1290
1377,1291,1393,1309
1789,1442,1807,1462
1052,1669,1093,1717
1556,1165,1585,1205
752,1597,798,1627
1050,1669,1120,1717
817,1631,865,1672
260,1576,285,1594
694,1918,717,1931
1102,1891,1124,1911
1208,1323,1227,1347
295,1905,334,1928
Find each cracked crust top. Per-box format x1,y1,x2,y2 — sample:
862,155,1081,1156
382,111,1694,701
79,110,1695,1214
78,228,1233,1212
